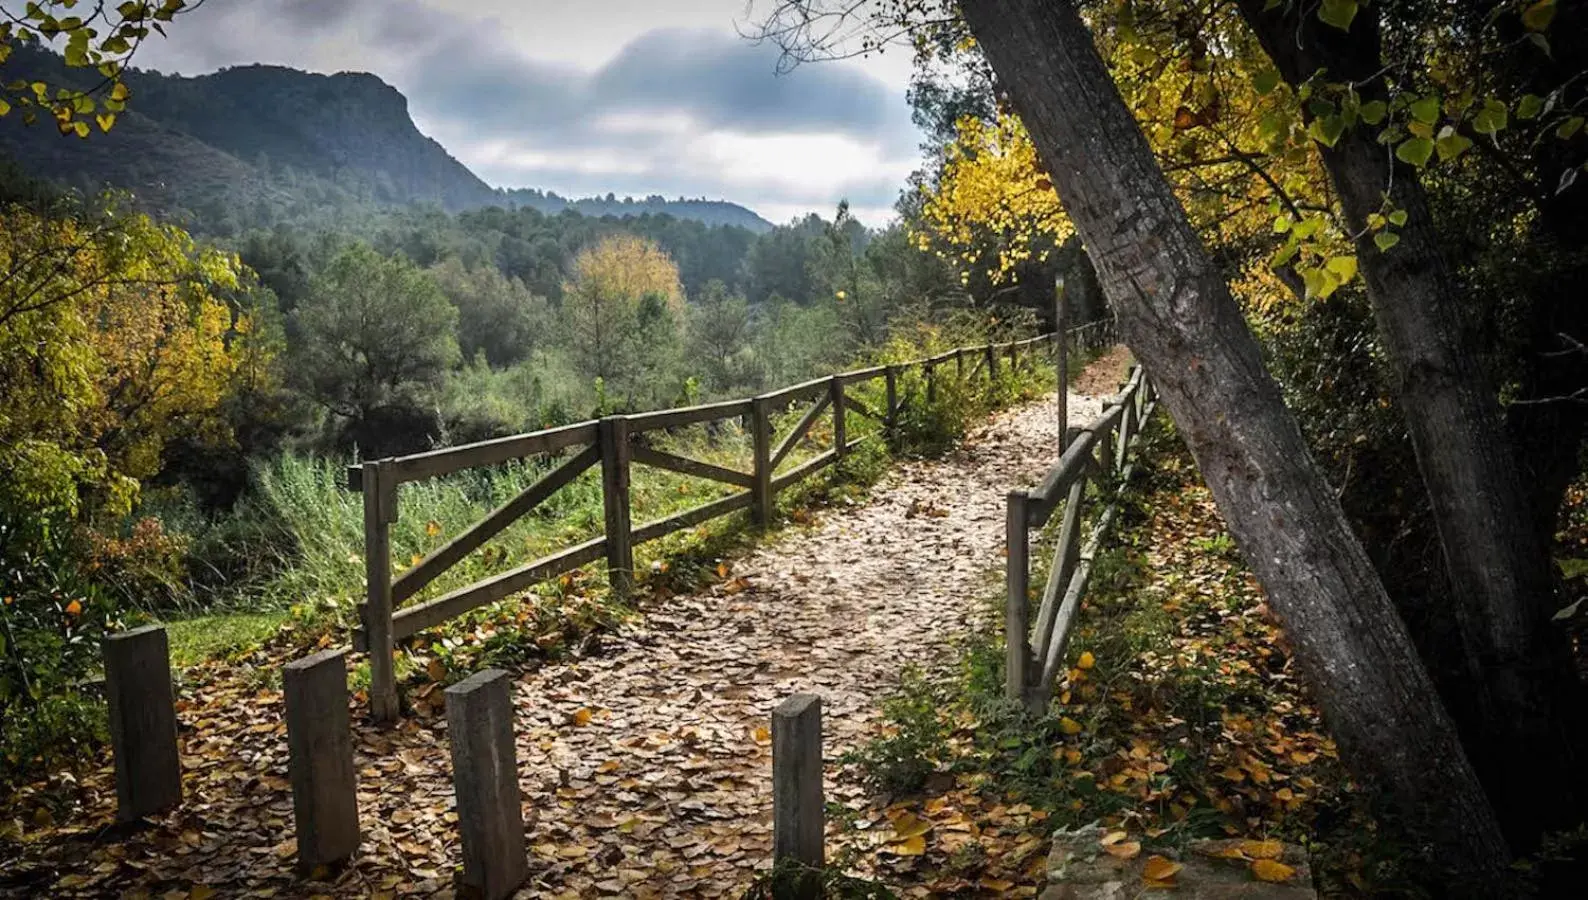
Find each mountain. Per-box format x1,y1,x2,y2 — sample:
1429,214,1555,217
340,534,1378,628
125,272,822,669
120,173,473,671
0,47,773,234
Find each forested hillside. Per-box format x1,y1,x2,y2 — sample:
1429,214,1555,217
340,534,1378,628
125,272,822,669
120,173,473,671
0,45,772,235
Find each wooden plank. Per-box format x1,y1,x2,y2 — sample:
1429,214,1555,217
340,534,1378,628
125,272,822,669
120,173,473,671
1032,477,1087,668
625,398,754,433
967,355,987,382
361,461,399,723
631,491,754,545
386,537,607,642
1036,503,1121,696
772,694,824,898
751,397,774,526
771,448,838,492
757,375,830,406
836,365,887,386
843,392,884,423
379,421,597,486
631,443,754,488
1006,491,1032,704
771,393,832,471
392,446,600,605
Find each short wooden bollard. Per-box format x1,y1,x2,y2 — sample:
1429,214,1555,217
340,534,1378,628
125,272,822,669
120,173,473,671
103,625,182,821
284,649,360,875
446,669,526,900
772,693,823,899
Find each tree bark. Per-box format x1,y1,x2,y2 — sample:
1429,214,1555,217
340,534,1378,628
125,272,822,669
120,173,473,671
957,0,1515,891
1233,0,1586,843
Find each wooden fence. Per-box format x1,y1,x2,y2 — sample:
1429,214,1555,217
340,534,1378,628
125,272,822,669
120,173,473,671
1005,362,1157,711
346,326,1113,721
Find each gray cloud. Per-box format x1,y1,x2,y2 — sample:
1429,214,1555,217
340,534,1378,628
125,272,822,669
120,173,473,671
131,0,920,224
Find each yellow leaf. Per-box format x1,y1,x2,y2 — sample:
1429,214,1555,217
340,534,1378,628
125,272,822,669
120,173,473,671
1142,856,1182,883
425,659,446,683
1238,839,1283,860
1251,859,1295,882
1101,830,1128,846
572,708,593,727
1077,650,1095,670
891,812,933,840
752,726,771,744
425,519,441,536
716,562,729,578
189,887,217,900
884,835,926,856
1104,840,1141,860
1059,716,1083,735
64,599,82,616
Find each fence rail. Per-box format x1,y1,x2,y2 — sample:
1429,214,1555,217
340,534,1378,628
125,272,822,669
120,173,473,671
348,320,1114,721
1006,361,1156,711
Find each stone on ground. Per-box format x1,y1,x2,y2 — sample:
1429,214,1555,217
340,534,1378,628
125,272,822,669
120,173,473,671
1041,824,1316,900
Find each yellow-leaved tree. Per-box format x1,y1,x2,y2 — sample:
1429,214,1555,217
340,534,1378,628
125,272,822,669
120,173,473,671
562,233,685,408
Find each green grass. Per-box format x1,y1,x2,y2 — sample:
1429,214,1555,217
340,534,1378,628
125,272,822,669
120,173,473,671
165,611,291,668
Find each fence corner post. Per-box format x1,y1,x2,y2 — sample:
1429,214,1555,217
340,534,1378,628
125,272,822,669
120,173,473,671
1005,490,1032,706
446,669,527,900
598,415,634,599
772,693,824,899
103,624,182,821
829,377,847,459
362,459,400,724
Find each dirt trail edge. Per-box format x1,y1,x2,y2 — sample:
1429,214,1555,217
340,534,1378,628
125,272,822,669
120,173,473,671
0,351,1128,900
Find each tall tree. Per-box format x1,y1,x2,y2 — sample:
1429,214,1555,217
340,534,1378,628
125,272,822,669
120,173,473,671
952,0,1514,889
562,233,684,404
1230,0,1585,840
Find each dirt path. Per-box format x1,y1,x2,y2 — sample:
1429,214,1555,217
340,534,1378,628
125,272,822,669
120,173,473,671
2,358,1125,900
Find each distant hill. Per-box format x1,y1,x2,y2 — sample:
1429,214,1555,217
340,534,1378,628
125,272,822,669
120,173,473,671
0,46,773,234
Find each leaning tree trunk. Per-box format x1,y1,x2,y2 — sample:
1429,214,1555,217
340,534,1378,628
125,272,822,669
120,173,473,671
957,0,1515,891
1233,0,1586,844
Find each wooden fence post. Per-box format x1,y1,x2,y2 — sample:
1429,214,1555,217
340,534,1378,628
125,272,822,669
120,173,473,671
446,669,527,900
599,416,633,599
285,648,360,875
751,396,774,525
103,625,182,821
361,459,399,723
1056,286,1069,451
986,343,999,381
955,348,965,379
773,694,824,899
884,366,899,433
925,361,937,405
1005,492,1032,704
829,377,847,459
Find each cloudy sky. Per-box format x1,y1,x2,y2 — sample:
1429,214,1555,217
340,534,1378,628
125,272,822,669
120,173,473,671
130,0,923,225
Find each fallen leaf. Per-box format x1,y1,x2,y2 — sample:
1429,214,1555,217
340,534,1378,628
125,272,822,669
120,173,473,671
572,708,593,727
890,812,932,840
1101,830,1128,847
1077,650,1095,669
1238,839,1284,860
1142,855,1182,883
1251,859,1296,882
1059,717,1083,735
883,835,927,856
1105,841,1142,860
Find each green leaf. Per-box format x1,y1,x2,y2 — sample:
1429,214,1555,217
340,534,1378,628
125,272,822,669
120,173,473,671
1410,95,1441,125
1253,70,1281,96
1318,0,1358,31
1374,231,1401,252
1517,94,1544,120
1522,0,1557,32
1436,131,1473,161
1360,100,1387,125
1471,98,1508,135
1387,209,1409,227
1325,256,1358,283
0,98,9,117
1557,116,1583,139
1292,216,1325,239
1272,215,1293,234
1308,115,1346,148
1396,137,1435,167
